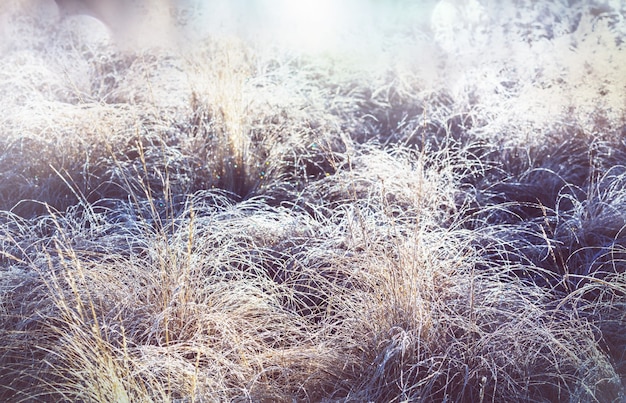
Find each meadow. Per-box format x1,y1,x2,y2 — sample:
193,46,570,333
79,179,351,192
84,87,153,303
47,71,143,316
0,0,625,401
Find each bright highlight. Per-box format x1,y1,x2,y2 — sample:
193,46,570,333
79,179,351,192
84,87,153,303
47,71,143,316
271,0,345,53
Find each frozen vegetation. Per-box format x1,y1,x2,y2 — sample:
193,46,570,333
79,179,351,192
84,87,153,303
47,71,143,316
0,0,625,401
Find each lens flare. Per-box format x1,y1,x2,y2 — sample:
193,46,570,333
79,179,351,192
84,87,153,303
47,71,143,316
270,0,344,53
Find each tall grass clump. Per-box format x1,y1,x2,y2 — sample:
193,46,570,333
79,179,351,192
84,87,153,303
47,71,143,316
1,0,625,401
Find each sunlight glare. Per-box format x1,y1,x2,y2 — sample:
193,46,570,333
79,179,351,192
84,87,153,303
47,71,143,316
271,0,344,53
